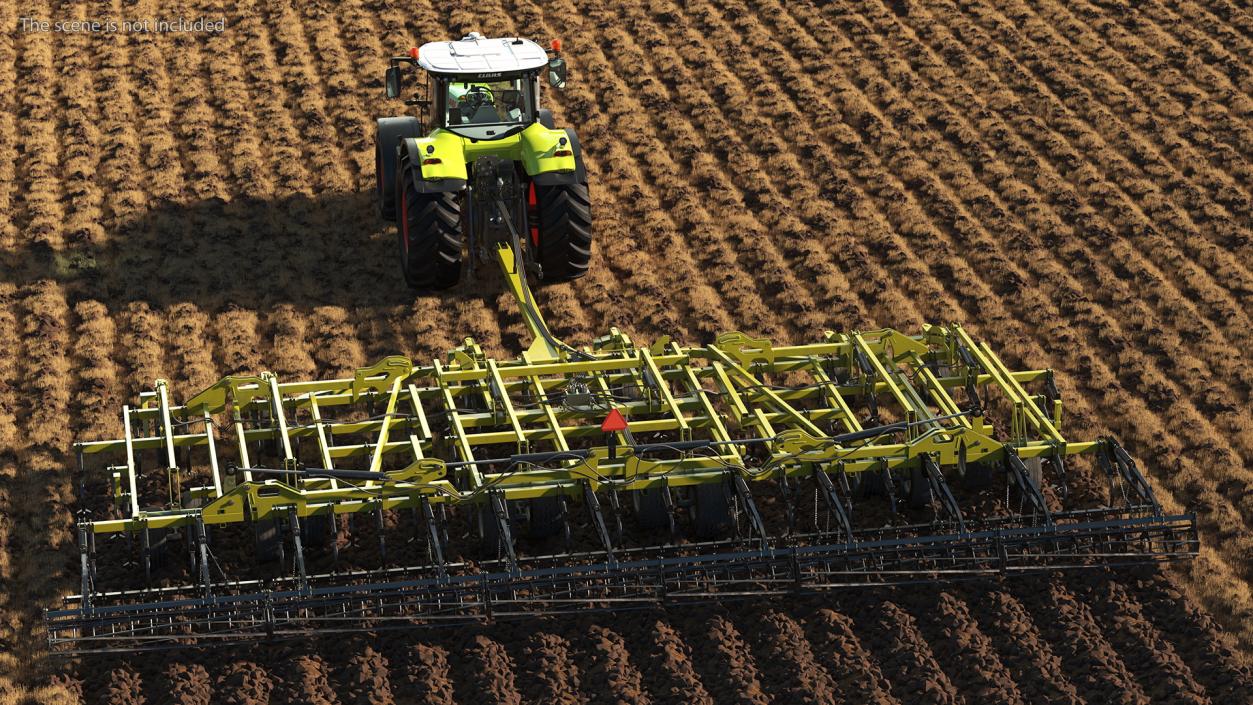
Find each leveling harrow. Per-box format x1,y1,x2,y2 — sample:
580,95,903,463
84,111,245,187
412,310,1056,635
45,35,1197,654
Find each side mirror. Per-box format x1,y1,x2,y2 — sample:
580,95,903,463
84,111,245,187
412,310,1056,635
385,66,402,98
547,58,567,90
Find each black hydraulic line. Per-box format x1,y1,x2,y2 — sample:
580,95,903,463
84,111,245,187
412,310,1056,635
233,416,970,484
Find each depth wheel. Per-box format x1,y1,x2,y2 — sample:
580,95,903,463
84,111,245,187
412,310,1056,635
692,483,734,539
397,161,462,290
526,495,566,539
255,519,285,564
302,512,332,550
632,487,670,532
531,181,592,282
477,502,515,558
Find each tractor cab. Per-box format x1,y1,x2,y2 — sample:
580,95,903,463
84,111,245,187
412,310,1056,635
385,33,567,141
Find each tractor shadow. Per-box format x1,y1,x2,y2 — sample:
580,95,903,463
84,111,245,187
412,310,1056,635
2,190,492,313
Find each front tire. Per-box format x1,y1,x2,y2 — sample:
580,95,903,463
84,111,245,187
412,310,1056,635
398,161,463,290
532,181,592,282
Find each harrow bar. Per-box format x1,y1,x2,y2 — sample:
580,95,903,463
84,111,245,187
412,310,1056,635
48,507,1196,654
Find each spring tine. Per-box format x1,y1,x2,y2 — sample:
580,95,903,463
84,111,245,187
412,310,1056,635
421,497,446,582
923,455,966,535
731,474,768,549
581,481,616,568
813,467,854,545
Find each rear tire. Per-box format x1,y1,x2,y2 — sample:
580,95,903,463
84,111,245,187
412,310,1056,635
398,161,462,290
532,181,592,282
376,117,423,219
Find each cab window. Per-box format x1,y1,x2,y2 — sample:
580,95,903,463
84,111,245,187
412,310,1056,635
446,79,531,126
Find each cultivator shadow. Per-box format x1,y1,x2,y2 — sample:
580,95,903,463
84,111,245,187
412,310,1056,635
46,298,1196,653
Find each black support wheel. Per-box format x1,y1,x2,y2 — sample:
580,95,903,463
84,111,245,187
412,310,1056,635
632,487,671,532
531,181,592,282
691,483,734,540
526,495,567,539
255,519,285,564
397,161,462,290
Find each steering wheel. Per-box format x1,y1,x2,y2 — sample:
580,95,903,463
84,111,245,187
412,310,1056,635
462,85,495,109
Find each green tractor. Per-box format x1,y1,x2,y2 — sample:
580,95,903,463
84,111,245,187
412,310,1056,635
376,33,592,290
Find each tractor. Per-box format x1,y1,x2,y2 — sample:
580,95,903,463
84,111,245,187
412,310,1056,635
375,33,592,289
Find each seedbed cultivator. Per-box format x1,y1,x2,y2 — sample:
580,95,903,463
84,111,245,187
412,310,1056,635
47,305,1196,652
46,34,1196,654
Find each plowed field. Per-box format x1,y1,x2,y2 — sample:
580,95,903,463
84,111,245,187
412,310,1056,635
0,0,1250,702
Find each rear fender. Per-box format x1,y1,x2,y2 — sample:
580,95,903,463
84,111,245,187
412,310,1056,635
519,123,583,183
399,135,468,193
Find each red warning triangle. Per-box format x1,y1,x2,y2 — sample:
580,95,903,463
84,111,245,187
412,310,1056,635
600,408,628,433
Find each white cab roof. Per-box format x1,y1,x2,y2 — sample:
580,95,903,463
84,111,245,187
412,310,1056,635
418,33,548,75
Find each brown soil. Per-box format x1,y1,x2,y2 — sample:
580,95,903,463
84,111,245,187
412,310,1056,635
0,0,1251,702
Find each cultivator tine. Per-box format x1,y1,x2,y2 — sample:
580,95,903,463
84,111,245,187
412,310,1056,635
421,497,447,582
1005,453,1053,526
906,464,932,509
777,474,797,534
880,466,897,514
1104,439,1162,515
582,481,617,567
488,491,519,576
731,474,768,549
1051,446,1070,500
288,508,308,590
141,524,154,587
77,525,92,613
606,489,625,547
194,516,212,598
923,455,966,535
813,468,854,544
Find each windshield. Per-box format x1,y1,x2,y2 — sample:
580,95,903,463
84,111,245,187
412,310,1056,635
446,79,531,128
